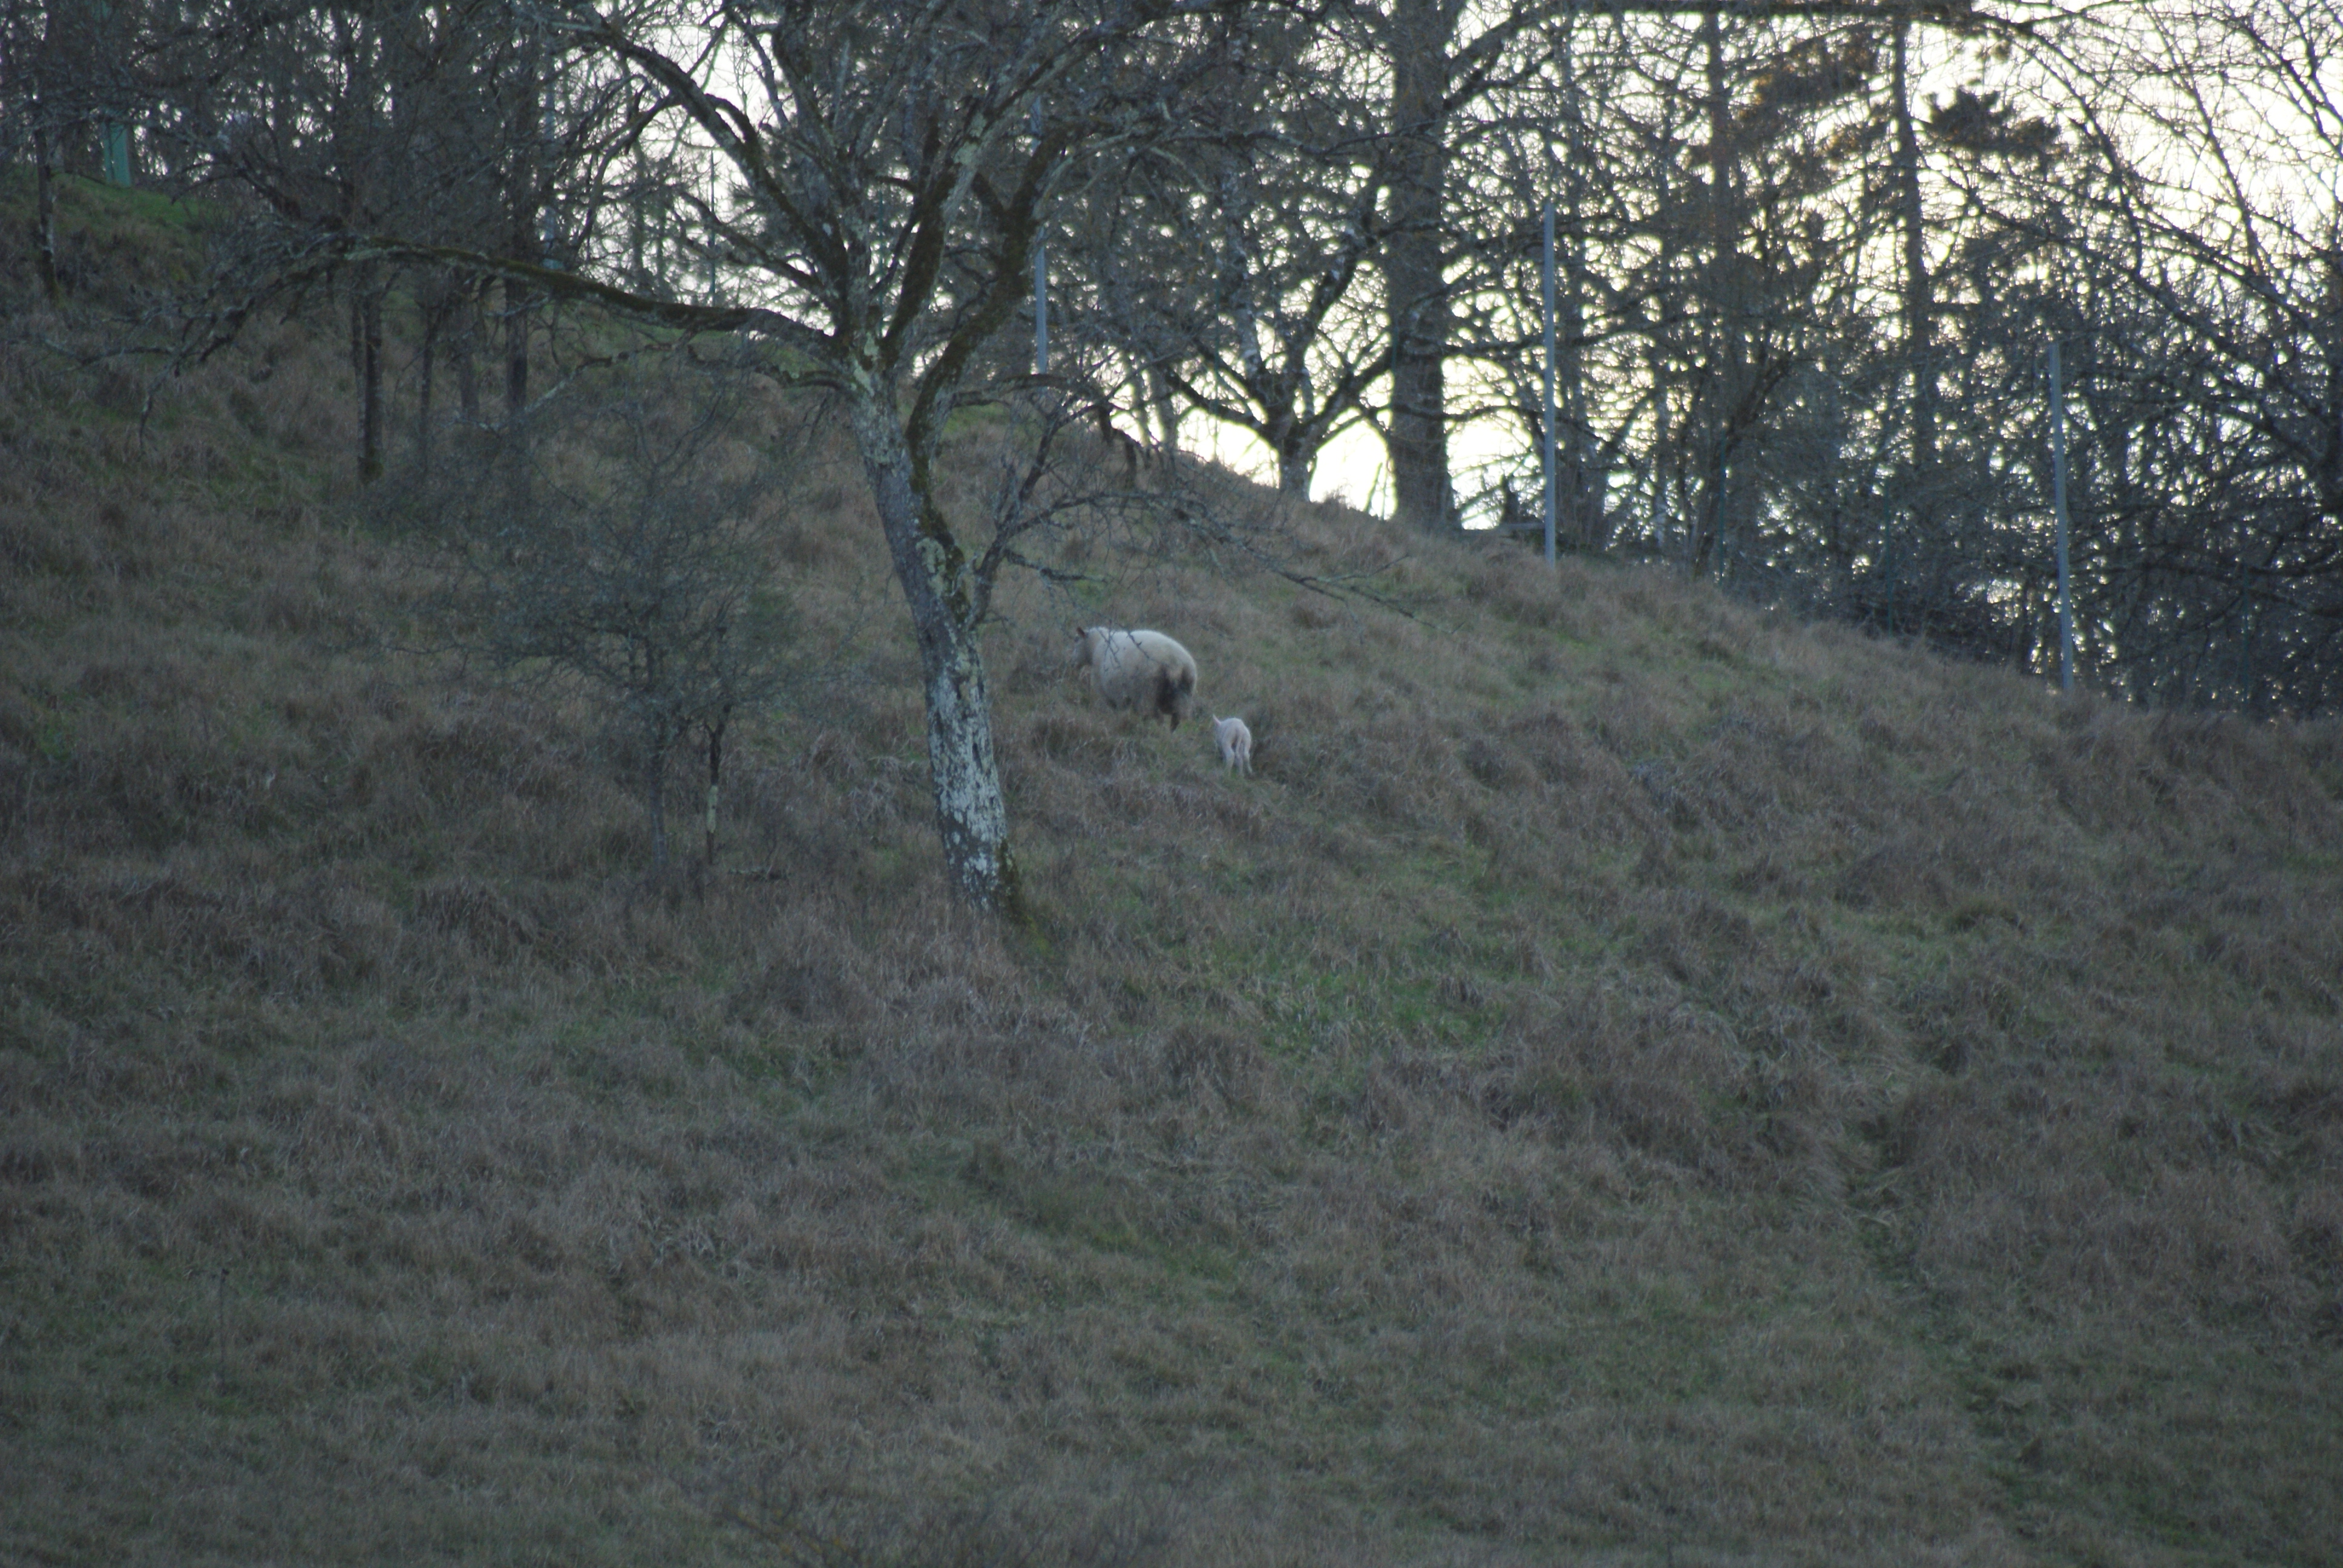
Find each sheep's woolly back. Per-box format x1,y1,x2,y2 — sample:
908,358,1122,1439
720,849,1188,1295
1072,627,1199,728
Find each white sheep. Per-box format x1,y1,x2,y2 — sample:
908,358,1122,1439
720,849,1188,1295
1070,626,1198,729
1211,714,1253,776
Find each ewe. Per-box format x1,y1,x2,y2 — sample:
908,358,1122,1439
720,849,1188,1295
1069,626,1198,729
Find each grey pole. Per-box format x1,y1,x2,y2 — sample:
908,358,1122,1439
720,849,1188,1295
1032,103,1047,376
1541,202,1558,566
2050,339,2074,693
101,125,132,189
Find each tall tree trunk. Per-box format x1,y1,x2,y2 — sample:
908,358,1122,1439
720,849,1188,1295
2321,247,2341,521
1893,21,1936,486
454,281,481,426
1690,7,1740,578
33,124,60,302
1144,360,1181,463
506,33,541,424
1648,337,1672,558
1556,21,1597,550
1277,438,1314,498
847,394,1020,913
504,275,530,420
360,277,385,483
1692,440,1728,580
1268,394,1314,497
646,722,671,872
1385,0,1455,533
704,713,726,867
415,284,439,472
1115,351,1163,461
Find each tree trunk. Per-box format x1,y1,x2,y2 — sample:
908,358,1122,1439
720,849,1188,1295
361,278,385,483
505,275,530,420
1648,338,1672,557
1893,22,1936,486
454,281,481,426
647,725,670,872
704,713,726,867
1143,360,1181,463
1283,445,1321,494
1691,7,1740,578
1692,440,1728,580
1277,443,1314,498
2328,255,2343,521
1556,19,1598,550
33,125,60,302
506,33,541,424
1384,0,1455,534
848,394,1020,912
1561,272,1598,547
415,286,438,472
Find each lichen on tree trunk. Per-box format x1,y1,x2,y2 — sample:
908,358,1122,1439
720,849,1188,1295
847,394,1021,914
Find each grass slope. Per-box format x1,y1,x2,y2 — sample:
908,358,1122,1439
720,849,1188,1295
4,178,2341,1567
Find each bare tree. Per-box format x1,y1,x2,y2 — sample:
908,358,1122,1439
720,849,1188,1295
1359,0,2005,537
174,0,1253,910
420,356,803,872
1064,8,1391,499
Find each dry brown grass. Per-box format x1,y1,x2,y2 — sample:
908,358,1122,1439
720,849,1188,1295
4,178,2342,1566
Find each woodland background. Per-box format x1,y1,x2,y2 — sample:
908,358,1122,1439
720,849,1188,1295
8,0,2343,714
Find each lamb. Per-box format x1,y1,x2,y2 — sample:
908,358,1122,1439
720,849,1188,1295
1211,714,1253,776
1070,626,1198,729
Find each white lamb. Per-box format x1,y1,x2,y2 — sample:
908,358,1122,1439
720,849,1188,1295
1211,714,1253,776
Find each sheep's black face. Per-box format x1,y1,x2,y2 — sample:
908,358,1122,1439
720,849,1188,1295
1156,672,1194,727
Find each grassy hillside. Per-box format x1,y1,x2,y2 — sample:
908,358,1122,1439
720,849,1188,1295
5,177,2342,1567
